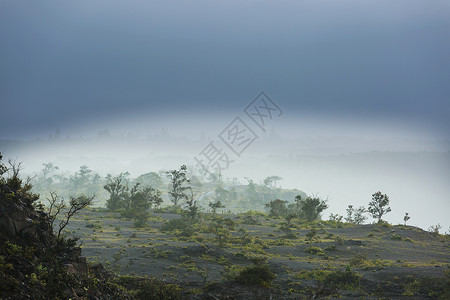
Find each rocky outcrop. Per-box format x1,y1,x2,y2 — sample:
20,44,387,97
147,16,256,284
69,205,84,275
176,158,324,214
0,182,90,299
0,188,87,274
0,195,44,242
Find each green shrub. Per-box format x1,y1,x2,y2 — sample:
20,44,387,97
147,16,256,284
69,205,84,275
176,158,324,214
400,270,450,298
324,245,337,252
161,218,194,236
350,254,394,270
391,234,403,241
112,275,182,300
306,229,317,242
334,236,345,245
135,279,182,299
297,267,360,290
322,267,360,290
242,215,259,225
305,246,325,256
0,255,19,293
349,253,367,267
379,221,391,228
223,217,236,229
236,264,276,288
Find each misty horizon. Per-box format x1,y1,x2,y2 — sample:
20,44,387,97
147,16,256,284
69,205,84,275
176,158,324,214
1,0,449,232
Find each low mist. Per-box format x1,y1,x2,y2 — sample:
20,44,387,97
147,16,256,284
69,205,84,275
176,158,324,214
2,113,448,231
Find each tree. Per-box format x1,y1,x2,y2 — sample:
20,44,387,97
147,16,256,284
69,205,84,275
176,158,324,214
183,188,199,222
328,213,344,223
265,199,288,217
73,165,92,186
403,212,410,226
428,224,442,235
245,178,260,206
46,192,65,230
263,175,282,189
345,205,354,223
296,195,328,222
209,201,225,216
2,158,38,206
353,206,367,225
121,183,163,227
368,191,391,223
210,187,229,213
70,165,97,195
210,217,232,247
345,205,367,224
135,172,163,189
167,165,190,206
41,163,59,183
329,213,343,223
306,228,317,242
279,213,297,237
56,194,95,240
104,173,129,210
207,170,223,184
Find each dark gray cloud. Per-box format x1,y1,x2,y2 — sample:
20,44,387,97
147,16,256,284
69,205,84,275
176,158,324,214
1,0,449,138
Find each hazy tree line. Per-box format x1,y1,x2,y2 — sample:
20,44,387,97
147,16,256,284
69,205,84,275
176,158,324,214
25,163,297,225
29,162,302,213
4,158,445,233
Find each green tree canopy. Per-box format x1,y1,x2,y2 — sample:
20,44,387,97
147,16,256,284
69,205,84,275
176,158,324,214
368,191,391,223
166,165,190,206
295,195,328,222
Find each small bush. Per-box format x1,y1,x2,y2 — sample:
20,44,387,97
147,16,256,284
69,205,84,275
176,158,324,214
349,253,367,267
324,245,337,252
297,267,360,290
236,264,276,288
391,234,403,241
334,236,345,245
161,218,194,236
379,221,391,228
322,267,360,290
305,246,325,256
112,275,182,300
242,215,259,225
400,270,450,298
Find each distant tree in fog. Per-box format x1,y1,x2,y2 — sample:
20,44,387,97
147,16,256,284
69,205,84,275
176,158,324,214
104,172,129,210
209,200,225,216
166,165,190,206
121,183,163,227
135,172,163,189
263,175,282,189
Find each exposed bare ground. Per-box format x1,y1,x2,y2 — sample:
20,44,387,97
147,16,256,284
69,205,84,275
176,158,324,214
64,208,449,299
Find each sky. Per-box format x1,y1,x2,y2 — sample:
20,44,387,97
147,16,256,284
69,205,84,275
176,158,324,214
1,0,449,140
1,1,450,230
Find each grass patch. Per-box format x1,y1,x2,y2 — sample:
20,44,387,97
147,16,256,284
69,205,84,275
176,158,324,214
296,267,360,290
305,246,325,256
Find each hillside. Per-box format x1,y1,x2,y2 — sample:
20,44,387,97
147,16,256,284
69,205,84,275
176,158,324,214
64,208,450,299
1,153,449,299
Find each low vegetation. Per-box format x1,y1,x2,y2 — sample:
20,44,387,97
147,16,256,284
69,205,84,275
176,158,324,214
1,154,449,299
